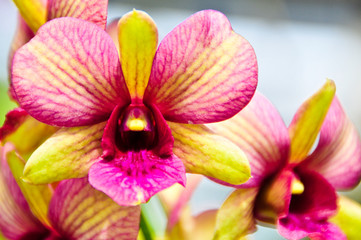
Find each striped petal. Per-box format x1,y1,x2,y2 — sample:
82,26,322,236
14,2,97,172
89,152,186,206
8,15,34,101
213,188,258,240
49,178,140,239
330,195,361,240
208,92,290,187
169,122,251,185
288,80,336,164
6,149,52,229
22,122,105,184
12,0,47,33
144,10,257,124
118,10,158,102
47,0,108,29
0,144,48,240
12,18,130,127
300,97,361,189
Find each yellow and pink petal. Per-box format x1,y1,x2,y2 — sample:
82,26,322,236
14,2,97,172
12,18,130,127
170,122,250,185
144,10,257,124
118,10,158,102
47,0,108,29
208,92,290,187
300,97,361,190
48,178,140,239
22,122,105,184
288,80,336,164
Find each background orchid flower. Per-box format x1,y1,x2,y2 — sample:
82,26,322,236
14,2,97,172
8,0,108,100
0,110,140,240
11,9,257,206
208,80,361,239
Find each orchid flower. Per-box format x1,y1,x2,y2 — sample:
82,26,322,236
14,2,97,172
11,9,257,206
208,80,361,239
8,0,109,100
0,109,140,240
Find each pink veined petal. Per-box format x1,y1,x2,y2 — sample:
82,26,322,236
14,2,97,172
8,15,34,101
144,10,257,124
208,92,290,188
300,97,361,190
88,152,186,206
47,0,108,29
12,17,130,127
0,144,48,240
49,178,140,240
278,215,346,240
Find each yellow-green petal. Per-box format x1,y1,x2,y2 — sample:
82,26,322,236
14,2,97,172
6,149,52,228
213,188,258,240
118,9,158,102
169,122,251,185
23,122,106,184
330,195,361,240
12,0,47,33
288,79,336,164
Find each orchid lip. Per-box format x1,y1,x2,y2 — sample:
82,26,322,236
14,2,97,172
117,105,156,151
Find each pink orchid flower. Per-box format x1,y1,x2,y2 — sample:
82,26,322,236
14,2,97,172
0,110,140,240
209,80,361,239
11,9,257,206
9,0,109,100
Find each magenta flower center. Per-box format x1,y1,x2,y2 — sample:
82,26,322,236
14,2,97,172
116,105,156,151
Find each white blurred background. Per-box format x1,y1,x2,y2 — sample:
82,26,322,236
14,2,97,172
1,0,361,239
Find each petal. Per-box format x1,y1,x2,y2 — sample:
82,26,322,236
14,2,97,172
213,188,258,240
278,215,346,240
255,169,293,223
330,195,361,240
300,97,361,189
12,18,130,127
6,149,52,229
22,122,105,184
169,122,251,185
118,10,158,102
290,168,337,220
1,108,57,156
49,178,140,239
144,10,257,124
88,151,186,206
208,92,290,187
0,144,48,239
288,80,336,164
47,0,108,29
12,0,47,33
8,15,34,101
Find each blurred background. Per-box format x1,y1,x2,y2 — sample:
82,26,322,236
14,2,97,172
1,0,361,239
